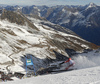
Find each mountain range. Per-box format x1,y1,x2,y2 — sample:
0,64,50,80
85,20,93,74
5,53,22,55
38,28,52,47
0,3,99,83
2,3,100,45
0,9,98,73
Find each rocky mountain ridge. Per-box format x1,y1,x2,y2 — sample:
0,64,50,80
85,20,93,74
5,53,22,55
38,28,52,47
0,10,98,73
2,3,99,45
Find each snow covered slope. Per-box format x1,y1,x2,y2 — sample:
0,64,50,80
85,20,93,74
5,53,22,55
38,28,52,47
0,10,98,74
0,49,100,84
13,3,100,45
39,3,100,45
1,66,100,84
1,3,100,45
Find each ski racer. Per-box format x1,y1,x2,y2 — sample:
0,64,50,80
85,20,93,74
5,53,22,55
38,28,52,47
60,58,75,70
65,58,75,70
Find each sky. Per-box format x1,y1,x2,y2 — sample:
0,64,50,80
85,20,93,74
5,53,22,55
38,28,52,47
0,0,100,6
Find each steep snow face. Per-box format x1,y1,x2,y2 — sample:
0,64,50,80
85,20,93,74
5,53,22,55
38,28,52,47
27,16,97,50
22,3,99,45
0,12,98,74
0,19,60,72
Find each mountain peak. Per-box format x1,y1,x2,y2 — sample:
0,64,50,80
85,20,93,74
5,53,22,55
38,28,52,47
87,2,97,8
89,2,96,6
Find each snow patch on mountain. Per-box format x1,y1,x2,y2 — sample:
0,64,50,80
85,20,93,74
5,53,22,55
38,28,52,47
0,53,11,64
86,3,97,10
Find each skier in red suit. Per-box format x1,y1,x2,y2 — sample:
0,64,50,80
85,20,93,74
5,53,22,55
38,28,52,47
60,58,75,70
64,58,75,70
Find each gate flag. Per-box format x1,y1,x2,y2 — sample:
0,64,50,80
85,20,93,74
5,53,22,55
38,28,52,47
26,59,33,66
25,55,36,76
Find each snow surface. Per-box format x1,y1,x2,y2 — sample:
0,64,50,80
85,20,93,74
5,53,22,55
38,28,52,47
0,53,11,64
1,66,100,84
0,49,100,84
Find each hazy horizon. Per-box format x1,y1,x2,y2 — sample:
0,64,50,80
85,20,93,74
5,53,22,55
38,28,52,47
0,0,100,6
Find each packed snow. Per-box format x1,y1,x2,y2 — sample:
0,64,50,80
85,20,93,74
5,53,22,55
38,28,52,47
0,49,100,84
1,66,100,84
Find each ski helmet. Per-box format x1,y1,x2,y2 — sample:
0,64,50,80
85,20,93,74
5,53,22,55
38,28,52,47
69,58,71,60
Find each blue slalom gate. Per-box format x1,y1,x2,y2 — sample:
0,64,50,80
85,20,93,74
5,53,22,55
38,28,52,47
25,54,36,76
